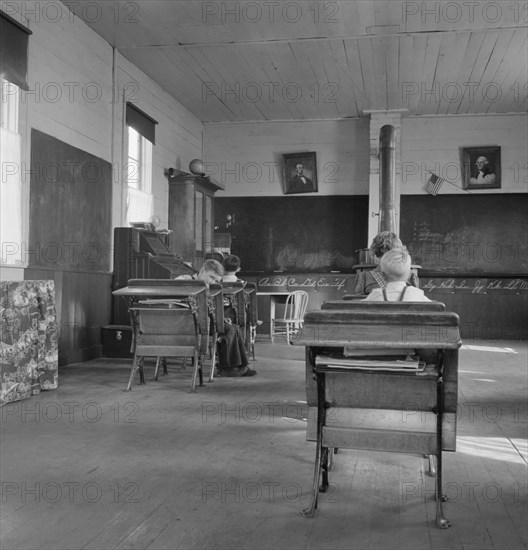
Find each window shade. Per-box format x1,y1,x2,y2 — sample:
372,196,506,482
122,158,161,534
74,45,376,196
126,102,158,145
0,12,31,90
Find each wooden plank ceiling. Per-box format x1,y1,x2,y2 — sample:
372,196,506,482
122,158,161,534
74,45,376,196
62,0,528,122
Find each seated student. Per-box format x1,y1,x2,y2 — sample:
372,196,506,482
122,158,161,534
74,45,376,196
363,248,430,302
178,260,256,377
222,254,242,283
176,258,223,286
358,249,435,363
354,231,419,295
220,255,257,377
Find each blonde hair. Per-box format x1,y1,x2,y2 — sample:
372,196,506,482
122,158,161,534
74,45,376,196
380,248,411,282
200,259,224,277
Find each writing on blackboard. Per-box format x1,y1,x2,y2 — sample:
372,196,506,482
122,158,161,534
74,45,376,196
412,220,446,242
259,276,347,291
422,278,528,294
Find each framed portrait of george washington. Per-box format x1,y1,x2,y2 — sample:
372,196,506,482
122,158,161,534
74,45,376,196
461,146,501,190
282,152,318,195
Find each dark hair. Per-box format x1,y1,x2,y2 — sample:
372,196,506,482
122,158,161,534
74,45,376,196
223,254,241,273
370,231,403,258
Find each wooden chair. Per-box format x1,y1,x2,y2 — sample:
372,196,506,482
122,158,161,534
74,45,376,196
113,279,209,392
242,282,259,359
293,306,461,528
270,290,309,344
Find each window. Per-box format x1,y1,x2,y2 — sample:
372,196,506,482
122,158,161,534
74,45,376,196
126,126,153,224
127,126,145,191
1,78,19,132
125,103,157,225
1,77,22,264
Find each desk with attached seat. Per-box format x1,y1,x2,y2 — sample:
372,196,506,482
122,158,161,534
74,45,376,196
221,282,246,324
292,306,461,528
113,279,209,392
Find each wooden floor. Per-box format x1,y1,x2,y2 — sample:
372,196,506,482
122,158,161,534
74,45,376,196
1,339,527,550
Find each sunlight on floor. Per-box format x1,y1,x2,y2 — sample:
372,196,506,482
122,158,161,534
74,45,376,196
461,344,518,354
457,436,527,464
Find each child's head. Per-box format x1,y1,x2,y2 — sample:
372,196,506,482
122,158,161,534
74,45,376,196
223,254,241,274
370,231,403,259
198,259,224,285
380,248,411,282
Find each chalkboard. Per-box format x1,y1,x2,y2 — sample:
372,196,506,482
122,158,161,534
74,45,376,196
400,194,528,275
29,129,112,272
215,196,368,273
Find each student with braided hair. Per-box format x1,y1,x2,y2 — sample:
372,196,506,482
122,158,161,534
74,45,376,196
354,231,419,295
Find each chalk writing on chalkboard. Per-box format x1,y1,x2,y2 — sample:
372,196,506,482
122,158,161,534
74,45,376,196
401,195,528,275
259,276,348,292
422,278,528,295
411,220,446,242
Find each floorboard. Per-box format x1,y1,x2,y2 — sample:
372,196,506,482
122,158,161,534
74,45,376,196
1,339,526,550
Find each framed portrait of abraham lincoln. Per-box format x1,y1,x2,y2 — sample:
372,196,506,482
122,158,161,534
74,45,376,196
282,152,318,195
461,146,501,190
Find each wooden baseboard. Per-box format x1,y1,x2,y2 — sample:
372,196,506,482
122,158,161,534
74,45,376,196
59,345,103,366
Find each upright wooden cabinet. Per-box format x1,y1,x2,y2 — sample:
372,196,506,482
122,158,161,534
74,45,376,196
167,173,223,268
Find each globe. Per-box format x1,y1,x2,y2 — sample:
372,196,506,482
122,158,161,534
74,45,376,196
189,159,205,176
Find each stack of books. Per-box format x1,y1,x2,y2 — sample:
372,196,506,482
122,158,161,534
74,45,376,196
315,355,426,372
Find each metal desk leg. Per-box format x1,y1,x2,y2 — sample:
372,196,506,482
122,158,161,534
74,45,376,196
435,353,451,529
302,370,326,518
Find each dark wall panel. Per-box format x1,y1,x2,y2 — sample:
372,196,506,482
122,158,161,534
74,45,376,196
29,129,112,272
26,130,113,364
215,196,369,272
400,194,528,276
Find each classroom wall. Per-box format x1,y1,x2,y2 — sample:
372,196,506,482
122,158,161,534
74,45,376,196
203,118,370,197
401,114,528,195
0,1,205,363
208,113,527,340
112,53,204,230
2,1,526,355
204,113,527,197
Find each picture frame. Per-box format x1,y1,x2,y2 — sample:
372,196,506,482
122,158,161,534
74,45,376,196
282,152,318,194
461,146,501,190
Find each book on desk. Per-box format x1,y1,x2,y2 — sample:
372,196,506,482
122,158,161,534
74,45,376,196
315,354,426,372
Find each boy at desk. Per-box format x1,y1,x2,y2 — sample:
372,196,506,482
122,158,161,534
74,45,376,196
178,259,256,377
222,254,242,283
361,248,436,363
363,248,430,302
221,255,257,377
354,231,419,295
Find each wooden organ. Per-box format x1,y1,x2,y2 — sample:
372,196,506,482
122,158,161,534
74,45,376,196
112,227,197,325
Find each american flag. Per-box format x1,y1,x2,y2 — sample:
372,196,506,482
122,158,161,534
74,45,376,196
426,173,445,196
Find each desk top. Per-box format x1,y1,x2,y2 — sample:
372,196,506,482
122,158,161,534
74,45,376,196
113,283,206,298
322,300,446,311
293,309,461,349
222,285,245,296
207,283,223,297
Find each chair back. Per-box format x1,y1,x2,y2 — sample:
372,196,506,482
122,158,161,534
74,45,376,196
284,290,309,321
